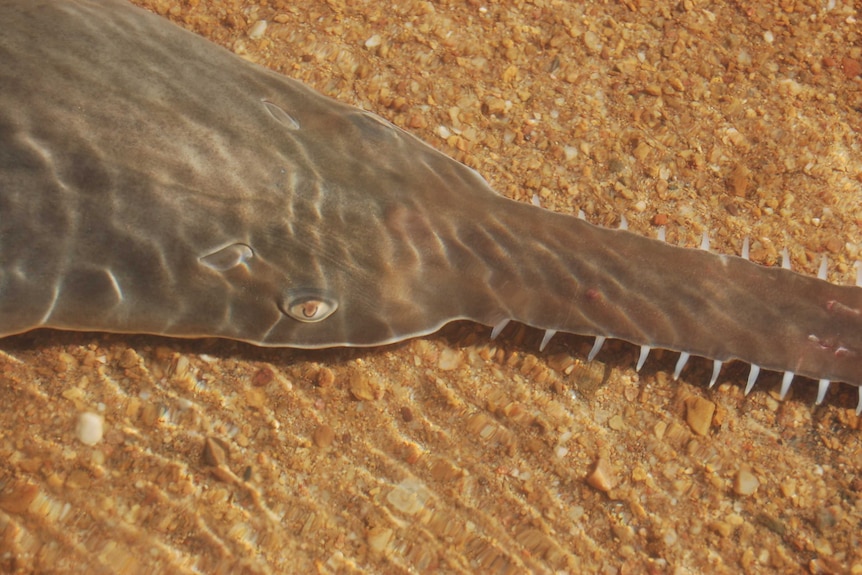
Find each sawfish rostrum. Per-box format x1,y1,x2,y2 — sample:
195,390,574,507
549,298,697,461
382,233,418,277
2,0,862,410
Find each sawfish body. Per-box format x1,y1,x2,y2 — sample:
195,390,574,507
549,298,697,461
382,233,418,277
2,0,861,410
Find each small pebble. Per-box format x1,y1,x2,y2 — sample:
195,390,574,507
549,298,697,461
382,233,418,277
586,457,619,492
247,20,267,40
202,437,230,467
608,414,625,431
842,57,861,79
252,367,274,386
387,478,430,514
244,386,266,409
400,406,414,422
437,348,462,371
583,30,602,53
367,526,393,553
685,396,715,436
65,469,91,489
734,466,760,496
316,367,335,388
364,34,382,49
117,348,139,369
349,371,378,401
727,164,751,197
0,482,38,514
76,412,104,446
313,424,335,448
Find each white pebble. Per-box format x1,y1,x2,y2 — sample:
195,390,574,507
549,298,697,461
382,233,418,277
386,478,430,515
365,34,382,49
248,20,267,40
583,30,602,53
76,412,104,446
437,347,462,371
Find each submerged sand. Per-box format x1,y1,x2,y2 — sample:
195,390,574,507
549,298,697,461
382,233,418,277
1,0,861,573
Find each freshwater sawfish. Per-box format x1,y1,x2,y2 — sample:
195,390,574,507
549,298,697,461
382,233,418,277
2,0,862,411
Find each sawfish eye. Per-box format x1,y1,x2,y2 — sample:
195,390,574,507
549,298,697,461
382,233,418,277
281,291,338,323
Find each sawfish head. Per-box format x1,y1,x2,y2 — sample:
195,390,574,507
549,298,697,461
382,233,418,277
0,0,518,349
187,88,512,348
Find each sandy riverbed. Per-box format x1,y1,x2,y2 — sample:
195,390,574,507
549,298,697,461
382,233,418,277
1,0,861,572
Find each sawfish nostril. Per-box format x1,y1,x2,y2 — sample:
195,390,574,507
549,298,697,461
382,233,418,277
198,243,254,272
281,290,338,323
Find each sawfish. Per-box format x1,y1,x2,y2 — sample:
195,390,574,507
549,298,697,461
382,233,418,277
2,0,861,412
